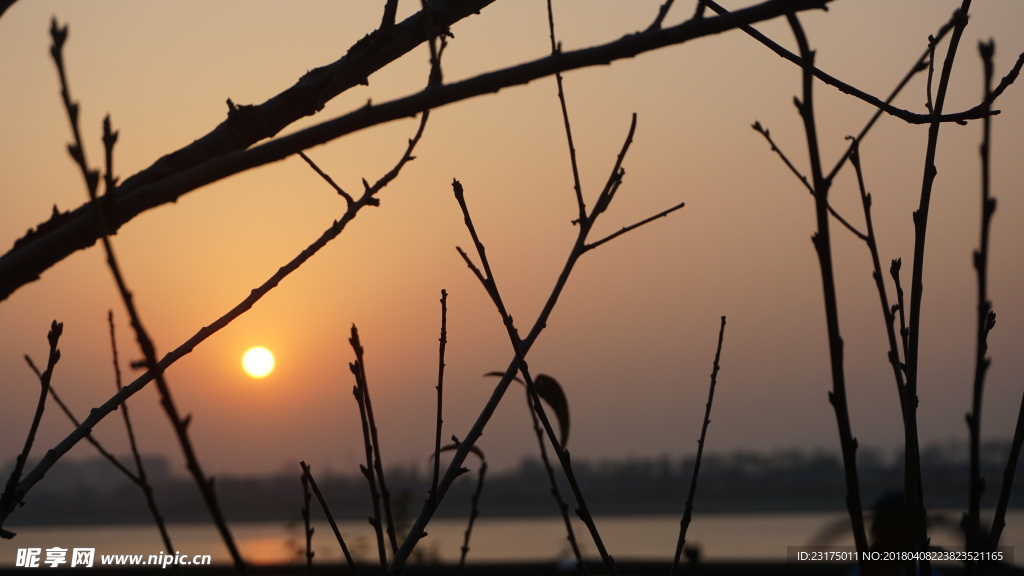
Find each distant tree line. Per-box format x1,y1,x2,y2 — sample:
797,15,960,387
7,442,1021,526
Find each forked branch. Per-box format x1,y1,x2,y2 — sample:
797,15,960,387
45,20,246,570
0,321,62,539
1,0,832,303
905,3,975,566
847,139,907,419
300,462,359,575
349,326,395,570
0,105,430,538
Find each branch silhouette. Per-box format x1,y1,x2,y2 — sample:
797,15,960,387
26,319,176,559
704,0,1023,127
847,140,908,420
784,11,869,566
42,19,247,570
904,4,974,568
0,321,61,539
0,107,430,537
300,462,360,575
670,316,727,576
0,0,831,303
393,106,687,571
966,40,997,561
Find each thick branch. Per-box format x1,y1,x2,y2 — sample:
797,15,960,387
0,0,831,302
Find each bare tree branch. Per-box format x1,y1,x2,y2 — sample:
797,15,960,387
0,109,430,536
904,4,974,568
966,39,997,560
785,10,870,566
0,0,831,302
0,0,18,20
0,321,61,539
704,0,1017,126
46,19,247,570
670,316,726,576
301,462,360,575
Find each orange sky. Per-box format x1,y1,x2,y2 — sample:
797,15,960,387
2,0,1024,507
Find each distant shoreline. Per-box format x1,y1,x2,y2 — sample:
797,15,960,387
6,444,1020,527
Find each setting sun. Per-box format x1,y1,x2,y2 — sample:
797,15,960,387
242,347,275,378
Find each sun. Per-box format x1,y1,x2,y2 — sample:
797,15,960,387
242,347,275,378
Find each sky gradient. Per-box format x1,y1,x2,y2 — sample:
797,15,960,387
2,0,1024,511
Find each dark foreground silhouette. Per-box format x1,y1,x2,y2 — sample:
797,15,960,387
1,560,1022,576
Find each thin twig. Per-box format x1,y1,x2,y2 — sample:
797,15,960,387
546,0,586,222
424,17,450,501
529,10,615,563
588,116,637,222
451,183,512,326
300,467,315,575
752,122,813,193
752,122,868,241
456,450,488,574
991,393,1024,548
108,310,175,558
786,12,869,567
300,462,359,575
891,259,910,366
0,321,61,539
848,139,907,419
925,35,938,116
584,201,687,253
364,358,399,557
905,4,973,569
670,316,726,576
298,152,353,204
648,0,678,31
823,20,946,184
986,51,1019,558
350,326,390,571
430,290,448,505
23,317,176,560
35,368,180,576
360,342,399,556
29,360,136,481
966,39,997,560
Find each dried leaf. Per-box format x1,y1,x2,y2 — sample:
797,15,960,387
534,374,569,448
483,371,570,448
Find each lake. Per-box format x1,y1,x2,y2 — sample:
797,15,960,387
2,511,1020,566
